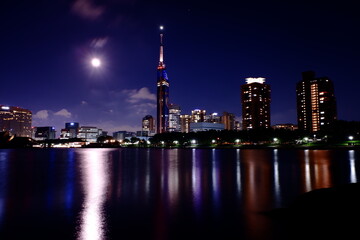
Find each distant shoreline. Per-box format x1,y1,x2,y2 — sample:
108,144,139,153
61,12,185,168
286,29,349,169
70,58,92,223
1,143,360,150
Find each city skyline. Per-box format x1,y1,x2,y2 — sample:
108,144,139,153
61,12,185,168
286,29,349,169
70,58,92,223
0,1,359,134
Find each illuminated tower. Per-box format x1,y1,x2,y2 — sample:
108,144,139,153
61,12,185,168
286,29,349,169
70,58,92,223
296,71,337,132
241,78,271,130
156,26,170,133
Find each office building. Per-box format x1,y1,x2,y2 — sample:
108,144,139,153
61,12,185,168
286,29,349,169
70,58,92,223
0,105,32,137
241,78,271,130
113,131,135,141
168,104,181,132
190,122,225,132
78,126,102,143
60,122,80,139
296,71,337,132
156,28,170,133
34,126,56,140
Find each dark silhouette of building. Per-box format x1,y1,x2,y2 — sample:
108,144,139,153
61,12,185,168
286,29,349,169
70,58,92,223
0,105,32,137
156,28,170,133
142,115,155,136
296,71,337,132
221,112,236,130
34,126,56,140
241,78,271,130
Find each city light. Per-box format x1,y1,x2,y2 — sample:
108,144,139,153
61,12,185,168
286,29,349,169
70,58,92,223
212,139,216,144
191,139,197,144
349,136,354,141
160,25,164,30
245,77,265,84
235,139,240,144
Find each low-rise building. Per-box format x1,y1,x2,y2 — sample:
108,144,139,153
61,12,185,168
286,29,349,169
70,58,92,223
190,122,225,132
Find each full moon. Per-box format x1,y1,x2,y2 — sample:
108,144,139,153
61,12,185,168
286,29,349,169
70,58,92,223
91,58,101,68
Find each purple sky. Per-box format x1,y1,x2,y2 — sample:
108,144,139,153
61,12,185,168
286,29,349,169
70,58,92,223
0,0,359,134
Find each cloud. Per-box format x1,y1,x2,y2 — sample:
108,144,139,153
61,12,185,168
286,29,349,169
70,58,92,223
54,109,72,118
71,0,105,20
90,37,109,48
130,103,156,115
33,110,49,120
123,87,156,103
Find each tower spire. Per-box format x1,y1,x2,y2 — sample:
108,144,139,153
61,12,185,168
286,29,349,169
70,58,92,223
156,25,170,134
158,26,165,69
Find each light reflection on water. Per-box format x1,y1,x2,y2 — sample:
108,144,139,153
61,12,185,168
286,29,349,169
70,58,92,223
167,149,179,210
77,149,112,240
349,150,357,183
0,151,8,225
0,148,358,240
273,149,281,207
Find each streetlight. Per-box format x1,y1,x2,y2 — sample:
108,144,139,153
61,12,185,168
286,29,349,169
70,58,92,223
235,139,240,144
191,139,197,145
349,136,354,141
211,139,216,144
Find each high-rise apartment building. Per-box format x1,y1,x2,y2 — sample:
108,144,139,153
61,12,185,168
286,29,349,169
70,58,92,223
156,28,170,133
191,109,206,123
0,105,32,137
180,114,191,133
296,71,337,132
168,104,181,132
241,78,271,130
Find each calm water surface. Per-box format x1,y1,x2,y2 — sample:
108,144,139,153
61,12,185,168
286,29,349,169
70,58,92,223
0,148,358,239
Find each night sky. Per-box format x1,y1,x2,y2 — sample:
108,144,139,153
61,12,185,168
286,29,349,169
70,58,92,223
0,0,359,134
